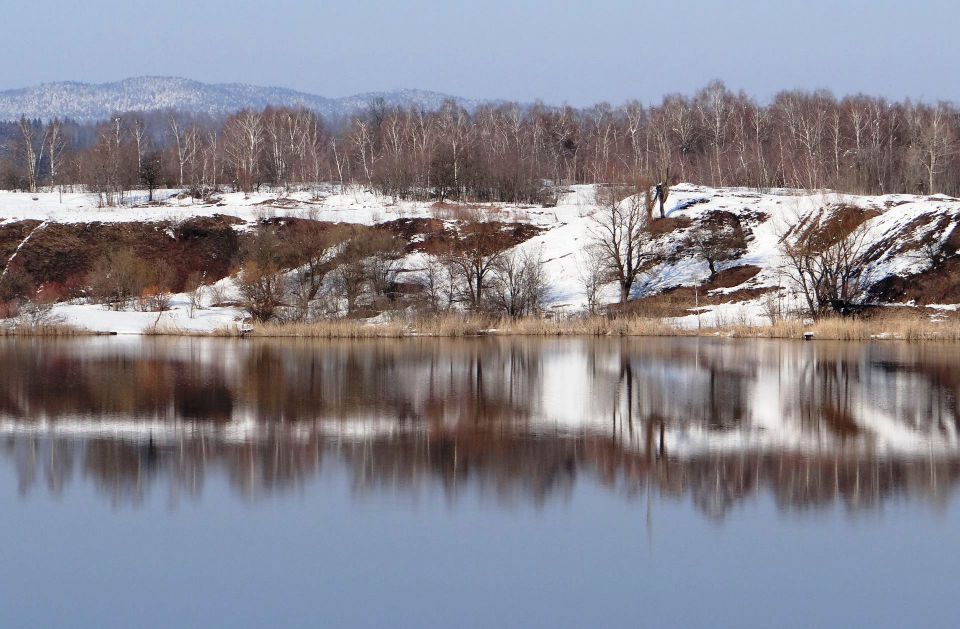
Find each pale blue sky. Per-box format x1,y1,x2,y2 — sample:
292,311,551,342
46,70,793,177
4,0,957,105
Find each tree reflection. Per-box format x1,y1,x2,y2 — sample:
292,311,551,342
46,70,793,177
1,337,959,519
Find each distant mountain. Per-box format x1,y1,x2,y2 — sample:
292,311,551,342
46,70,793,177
0,76,481,122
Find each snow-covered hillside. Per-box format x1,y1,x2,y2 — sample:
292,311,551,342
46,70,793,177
0,77,481,122
2,183,959,334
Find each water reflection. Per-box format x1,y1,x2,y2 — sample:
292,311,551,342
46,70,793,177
1,337,959,517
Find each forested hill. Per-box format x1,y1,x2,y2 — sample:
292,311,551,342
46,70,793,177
0,77,476,123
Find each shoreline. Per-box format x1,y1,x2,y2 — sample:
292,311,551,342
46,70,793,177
6,313,960,342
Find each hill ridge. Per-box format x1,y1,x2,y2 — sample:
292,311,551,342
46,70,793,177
0,76,478,122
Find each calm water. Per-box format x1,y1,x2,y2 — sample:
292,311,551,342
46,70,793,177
1,337,959,628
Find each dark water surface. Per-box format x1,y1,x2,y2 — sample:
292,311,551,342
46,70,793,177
1,337,959,628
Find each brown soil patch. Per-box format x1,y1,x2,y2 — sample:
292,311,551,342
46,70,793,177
704,265,761,290
0,220,42,266
648,215,693,237
0,215,243,297
868,257,960,304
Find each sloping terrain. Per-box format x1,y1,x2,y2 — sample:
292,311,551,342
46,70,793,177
2,183,960,333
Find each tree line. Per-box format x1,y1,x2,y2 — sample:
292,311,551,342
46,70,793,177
3,80,960,203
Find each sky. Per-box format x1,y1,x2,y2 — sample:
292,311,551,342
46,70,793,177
3,0,958,106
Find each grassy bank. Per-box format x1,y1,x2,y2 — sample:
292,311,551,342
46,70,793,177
7,311,960,342
241,315,684,339
240,311,960,342
0,323,93,337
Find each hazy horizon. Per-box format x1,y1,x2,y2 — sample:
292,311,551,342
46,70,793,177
5,0,957,107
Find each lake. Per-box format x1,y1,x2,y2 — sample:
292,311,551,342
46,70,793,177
1,337,959,628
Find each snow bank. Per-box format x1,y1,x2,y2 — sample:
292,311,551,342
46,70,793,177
5,182,960,333
51,295,245,335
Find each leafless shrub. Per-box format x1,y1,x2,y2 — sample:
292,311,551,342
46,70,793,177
441,216,506,311
16,283,65,327
328,229,403,315
780,213,870,318
285,225,351,321
579,248,608,314
415,257,455,313
761,291,785,325
207,283,228,307
185,271,207,318
136,286,172,312
488,247,551,317
237,231,289,322
87,248,170,310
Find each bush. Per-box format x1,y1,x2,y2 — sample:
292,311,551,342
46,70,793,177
136,285,172,312
87,248,174,310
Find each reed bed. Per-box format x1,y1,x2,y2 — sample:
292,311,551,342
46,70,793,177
727,314,960,341
8,310,960,342
248,314,730,338
140,322,251,337
0,323,91,337
245,311,960,342
251,320,410,338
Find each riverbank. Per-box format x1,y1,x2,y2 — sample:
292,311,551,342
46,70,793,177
222,313,960,341
7,311,960,342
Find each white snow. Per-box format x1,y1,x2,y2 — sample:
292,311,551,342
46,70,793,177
50,299,246,335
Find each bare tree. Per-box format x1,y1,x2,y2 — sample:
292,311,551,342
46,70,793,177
489,247,550,317
224,110,264,193
588,186,651,304
169,115,200,190
46,119,66,194
416,257,455,313
130,116,149,183
442,214,506,310
17,283,65,327
286,224,350,319
696,80,732,187
139,151,162,202
687,214,747,276
329,228,403,315
780,213,870,317
202,130,220,194
18,81,960,207
579,248,607,313
16,117,46,193
85,116,136,207
184,271,207,319
237,232,288,322
911,104,954,194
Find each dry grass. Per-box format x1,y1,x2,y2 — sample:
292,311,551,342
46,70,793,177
8,309,960,342
140,322,185,336
243,310,960,342
0,323,91,337
727,312,960,341
246,314,691,338
251,320,409,338
485,315,685,337
141,321,254,337
252,314,495,338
